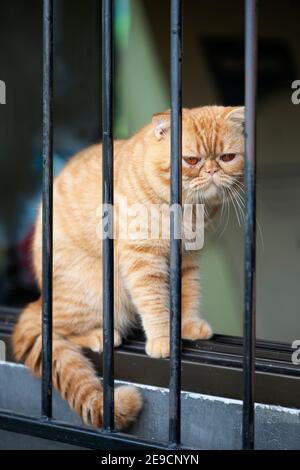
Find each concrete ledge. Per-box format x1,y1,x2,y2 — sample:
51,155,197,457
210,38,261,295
0,361,299,449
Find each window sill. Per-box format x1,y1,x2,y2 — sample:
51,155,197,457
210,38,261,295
1,306,299,409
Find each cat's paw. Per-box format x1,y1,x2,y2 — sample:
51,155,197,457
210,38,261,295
88,328,122,352
70,328,122,352
80,385,143,430
182,320,213,340
145,337,170,358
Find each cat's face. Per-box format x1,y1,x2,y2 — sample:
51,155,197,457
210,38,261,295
146,106,245,205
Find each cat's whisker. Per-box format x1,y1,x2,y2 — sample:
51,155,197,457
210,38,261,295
223,185,264,250
185,188,210,222
230,185,245,212
218,187,231,238
226,185,242,227
256,219,264,251
200,192,210,219
215,187,227,235
223,194,231,237
229,185,247,228
219,187,226,221
232,180,245,194
233,188,245,206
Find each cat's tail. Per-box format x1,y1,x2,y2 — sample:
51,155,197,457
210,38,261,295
12,299,143,429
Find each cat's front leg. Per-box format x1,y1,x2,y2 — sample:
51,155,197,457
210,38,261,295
69,328,122,352
181,255,213,340
121,246,170,358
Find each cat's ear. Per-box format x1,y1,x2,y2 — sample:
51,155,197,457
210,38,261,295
152,112,171,141
226,106,245,127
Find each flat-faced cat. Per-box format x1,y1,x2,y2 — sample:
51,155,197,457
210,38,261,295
12,105,244,429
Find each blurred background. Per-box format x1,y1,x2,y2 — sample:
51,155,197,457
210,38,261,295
0,0,299,343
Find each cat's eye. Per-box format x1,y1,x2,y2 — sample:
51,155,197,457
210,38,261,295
183,156,200,166
220,153,236,162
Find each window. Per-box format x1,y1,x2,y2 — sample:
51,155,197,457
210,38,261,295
0,0,299,451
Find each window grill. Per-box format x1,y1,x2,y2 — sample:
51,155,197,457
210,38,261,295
0,0,257,450
243,0,257,450
102,0,115,433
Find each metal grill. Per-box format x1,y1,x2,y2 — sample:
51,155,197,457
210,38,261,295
0,0,257,450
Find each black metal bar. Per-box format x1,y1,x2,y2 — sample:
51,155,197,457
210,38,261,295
41,0,53,420
169,0,182,447
0,411,187,450
243,0,257,451
102,0,114,431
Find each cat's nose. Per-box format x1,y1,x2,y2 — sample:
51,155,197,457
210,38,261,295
206,169,218,176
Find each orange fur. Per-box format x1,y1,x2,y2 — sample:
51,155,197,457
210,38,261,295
12,105,244,429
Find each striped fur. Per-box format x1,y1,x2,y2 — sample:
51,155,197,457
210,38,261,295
12,106,244,428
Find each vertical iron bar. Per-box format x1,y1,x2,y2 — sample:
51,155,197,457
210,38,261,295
169,0,182,447
243,0,257,450
42,0,53,420
102,0,114,431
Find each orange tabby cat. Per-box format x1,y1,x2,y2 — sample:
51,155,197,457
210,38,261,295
12,105,244,429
